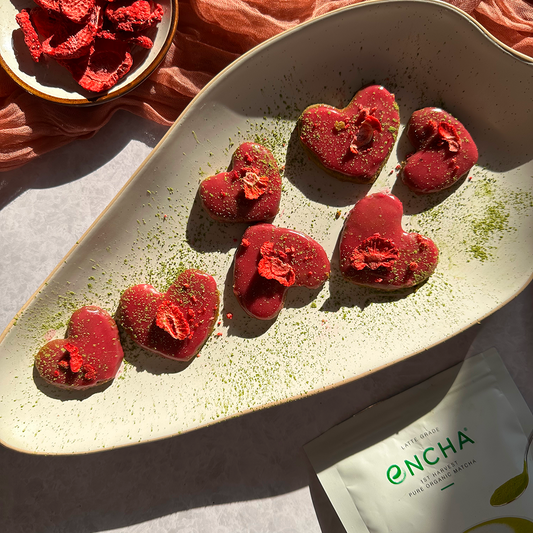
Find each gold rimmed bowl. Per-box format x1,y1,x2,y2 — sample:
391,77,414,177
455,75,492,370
0,0,178,106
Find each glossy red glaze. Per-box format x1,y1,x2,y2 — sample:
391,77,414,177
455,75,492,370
233,224,330,320
199,142,282,223
35,305,124,389
116,270,219,361
339,192,439,290
402,108,478,193
298,85,400,183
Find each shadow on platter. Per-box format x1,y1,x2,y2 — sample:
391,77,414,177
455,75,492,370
320,270,418,314
186,192,247,254
32,365,114,401
119,329,195,375
283,126,372,208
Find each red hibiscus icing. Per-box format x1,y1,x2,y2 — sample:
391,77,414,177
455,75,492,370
339,192,439,290
402,108,478,194
117,269,219,361
199,142,282,223
350,234,399,271
298,85,399,183
234,224,330,320
34,306,124,389
258,242,296,287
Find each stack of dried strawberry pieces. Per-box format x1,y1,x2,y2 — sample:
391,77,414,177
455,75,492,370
15,0,164,93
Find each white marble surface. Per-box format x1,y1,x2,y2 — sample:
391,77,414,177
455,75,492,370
1,110,532,533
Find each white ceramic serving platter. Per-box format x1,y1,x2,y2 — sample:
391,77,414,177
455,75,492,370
1,0,532,455
0,0,178,105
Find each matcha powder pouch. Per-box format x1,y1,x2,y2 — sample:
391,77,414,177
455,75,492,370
304,349,533,533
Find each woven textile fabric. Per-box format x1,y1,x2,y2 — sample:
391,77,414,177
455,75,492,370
1,0,531,171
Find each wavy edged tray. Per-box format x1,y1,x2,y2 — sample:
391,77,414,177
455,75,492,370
1,0,532,454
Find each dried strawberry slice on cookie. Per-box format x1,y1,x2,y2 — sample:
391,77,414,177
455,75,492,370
34,306,124,390
298,85,400,183
233,224,330,320
339,192,439,290
199,142,282,223
401,108,478,193
116,270,219,361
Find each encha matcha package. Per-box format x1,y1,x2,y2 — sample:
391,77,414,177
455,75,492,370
305,349,533,533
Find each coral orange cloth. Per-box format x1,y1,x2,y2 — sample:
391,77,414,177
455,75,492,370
1,0,531,172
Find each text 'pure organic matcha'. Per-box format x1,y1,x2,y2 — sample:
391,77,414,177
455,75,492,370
305,349,533,533
386,429,475,489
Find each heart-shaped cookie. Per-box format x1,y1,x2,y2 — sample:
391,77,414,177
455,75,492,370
402,107,478,193
339,192,439,290
199,142,282,223
233,224,330,320
34,305,124,389
116,269,219,361
298,85,400,183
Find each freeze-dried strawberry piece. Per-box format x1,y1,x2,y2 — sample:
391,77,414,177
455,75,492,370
65,38,133,92
15,9,43,62
60,0,95,24
121,33,153,48
96,29,153,49
106,0,163,33
156,300,190,340
348,107,382,155
42,3,102,59
30,6,63,40
64,343,84,372
34,0,61,14
241,167,269,200
437,122,461,153
82,364,96,381
258,241,296,287
350,234,399,271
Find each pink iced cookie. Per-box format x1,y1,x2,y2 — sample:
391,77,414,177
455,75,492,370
402,107,478,193
233,224,330,320
339,192,439,290
116,269,219,361
35,305,124,389
199,142,282,223
298,85,400,183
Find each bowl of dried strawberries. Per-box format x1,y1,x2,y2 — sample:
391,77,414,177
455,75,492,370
0,0,178,105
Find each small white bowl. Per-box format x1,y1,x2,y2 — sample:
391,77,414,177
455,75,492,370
0,0,178,106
